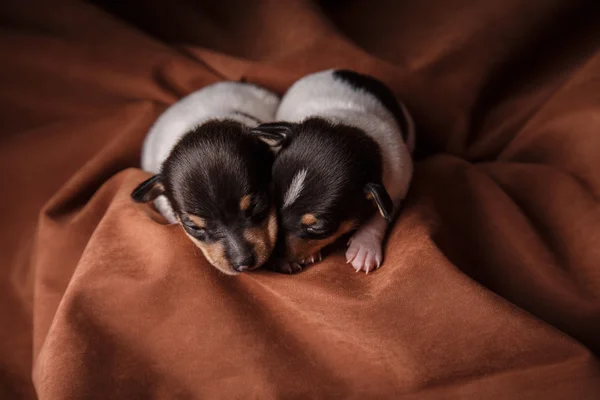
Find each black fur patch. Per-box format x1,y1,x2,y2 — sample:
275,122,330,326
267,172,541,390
131,174,164,203
364,182,394,221
333,69,409,142
160,119,274,268
249,122,296,148
272,117,385,256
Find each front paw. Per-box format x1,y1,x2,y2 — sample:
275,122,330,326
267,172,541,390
299,251,322,266
346,233,383,274
267,261,304,274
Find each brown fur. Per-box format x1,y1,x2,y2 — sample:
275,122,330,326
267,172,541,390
183,231,237,275
287,219,357,261
244,208,278,267
146,181,165,201
187,215,206,228
239,195,252,211
182,208,278,275
301,213,318,226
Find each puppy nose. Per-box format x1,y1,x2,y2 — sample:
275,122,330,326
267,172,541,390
233,254,255,272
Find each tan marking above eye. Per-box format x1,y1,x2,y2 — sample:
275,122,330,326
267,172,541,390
187,215,206,228
301,213,318,226
240,194,252,211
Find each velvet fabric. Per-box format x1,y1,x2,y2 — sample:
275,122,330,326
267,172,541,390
1,1,599,398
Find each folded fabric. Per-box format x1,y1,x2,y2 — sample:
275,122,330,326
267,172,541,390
0,0,599,398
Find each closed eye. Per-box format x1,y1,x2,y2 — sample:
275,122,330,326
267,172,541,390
183,223,207,238
185,224,205,234
306,226,326,235
180,215,209,240
303,225,333,239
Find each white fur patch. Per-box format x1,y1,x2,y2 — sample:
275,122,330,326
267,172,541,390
276,70,414,209
283,168,308,209
139,82,280,223
142,82,280,174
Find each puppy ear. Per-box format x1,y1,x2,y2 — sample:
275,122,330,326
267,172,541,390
364,183,394,222
131,174,165,203
249,122,296,148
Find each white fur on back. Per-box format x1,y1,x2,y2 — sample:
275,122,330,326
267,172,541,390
141,82,280,173
276,70,415,204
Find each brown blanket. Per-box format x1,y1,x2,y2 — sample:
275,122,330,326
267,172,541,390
1,0,600,398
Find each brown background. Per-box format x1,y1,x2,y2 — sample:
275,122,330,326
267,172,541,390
1,0,600,398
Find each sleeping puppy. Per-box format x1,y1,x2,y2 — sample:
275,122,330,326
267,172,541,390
250,70,415,274
131,82,280,275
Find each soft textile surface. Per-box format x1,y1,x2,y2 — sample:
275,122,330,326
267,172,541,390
1,0,600,398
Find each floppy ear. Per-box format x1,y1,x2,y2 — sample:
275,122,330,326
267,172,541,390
364,183,394,222
131,174,165,203
249,122,296,148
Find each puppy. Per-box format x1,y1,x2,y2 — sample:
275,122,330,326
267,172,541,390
131,82,280,275
250,70,415,274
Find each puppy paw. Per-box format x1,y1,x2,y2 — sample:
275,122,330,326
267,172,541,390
299,251,322,266
346,231,383,274
268,261,304,274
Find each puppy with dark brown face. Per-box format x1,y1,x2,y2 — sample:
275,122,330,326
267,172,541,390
131,82,280,275
251,70,415,274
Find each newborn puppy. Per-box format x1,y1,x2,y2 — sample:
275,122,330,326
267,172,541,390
131,82,280,275
251,70,415,274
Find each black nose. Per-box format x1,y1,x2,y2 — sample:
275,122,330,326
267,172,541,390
232,253,255,272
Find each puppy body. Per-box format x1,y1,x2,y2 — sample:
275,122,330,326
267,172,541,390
255,70,414,273
276,70,415,205
132,82,280,275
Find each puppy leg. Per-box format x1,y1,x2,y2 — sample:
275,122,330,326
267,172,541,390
267,251,322,274
346,216,387,273
267,260,304,274
300,251,322,266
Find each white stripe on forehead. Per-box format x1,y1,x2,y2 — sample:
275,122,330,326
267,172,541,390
283,168,308,209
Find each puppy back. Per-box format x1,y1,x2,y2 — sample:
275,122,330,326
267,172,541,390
276,70,414,152
141,82,280,173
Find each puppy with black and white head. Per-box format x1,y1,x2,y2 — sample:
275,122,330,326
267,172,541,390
131,82,280,275
251,70,415,274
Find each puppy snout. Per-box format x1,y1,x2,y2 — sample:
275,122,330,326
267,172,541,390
232,253,255,272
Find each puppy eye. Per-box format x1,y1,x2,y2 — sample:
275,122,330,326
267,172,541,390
182,223,208,240
306,226,324,234
188,225,206,235
304,223,331,238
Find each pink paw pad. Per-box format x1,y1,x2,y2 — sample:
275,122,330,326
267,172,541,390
346,231,383,274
